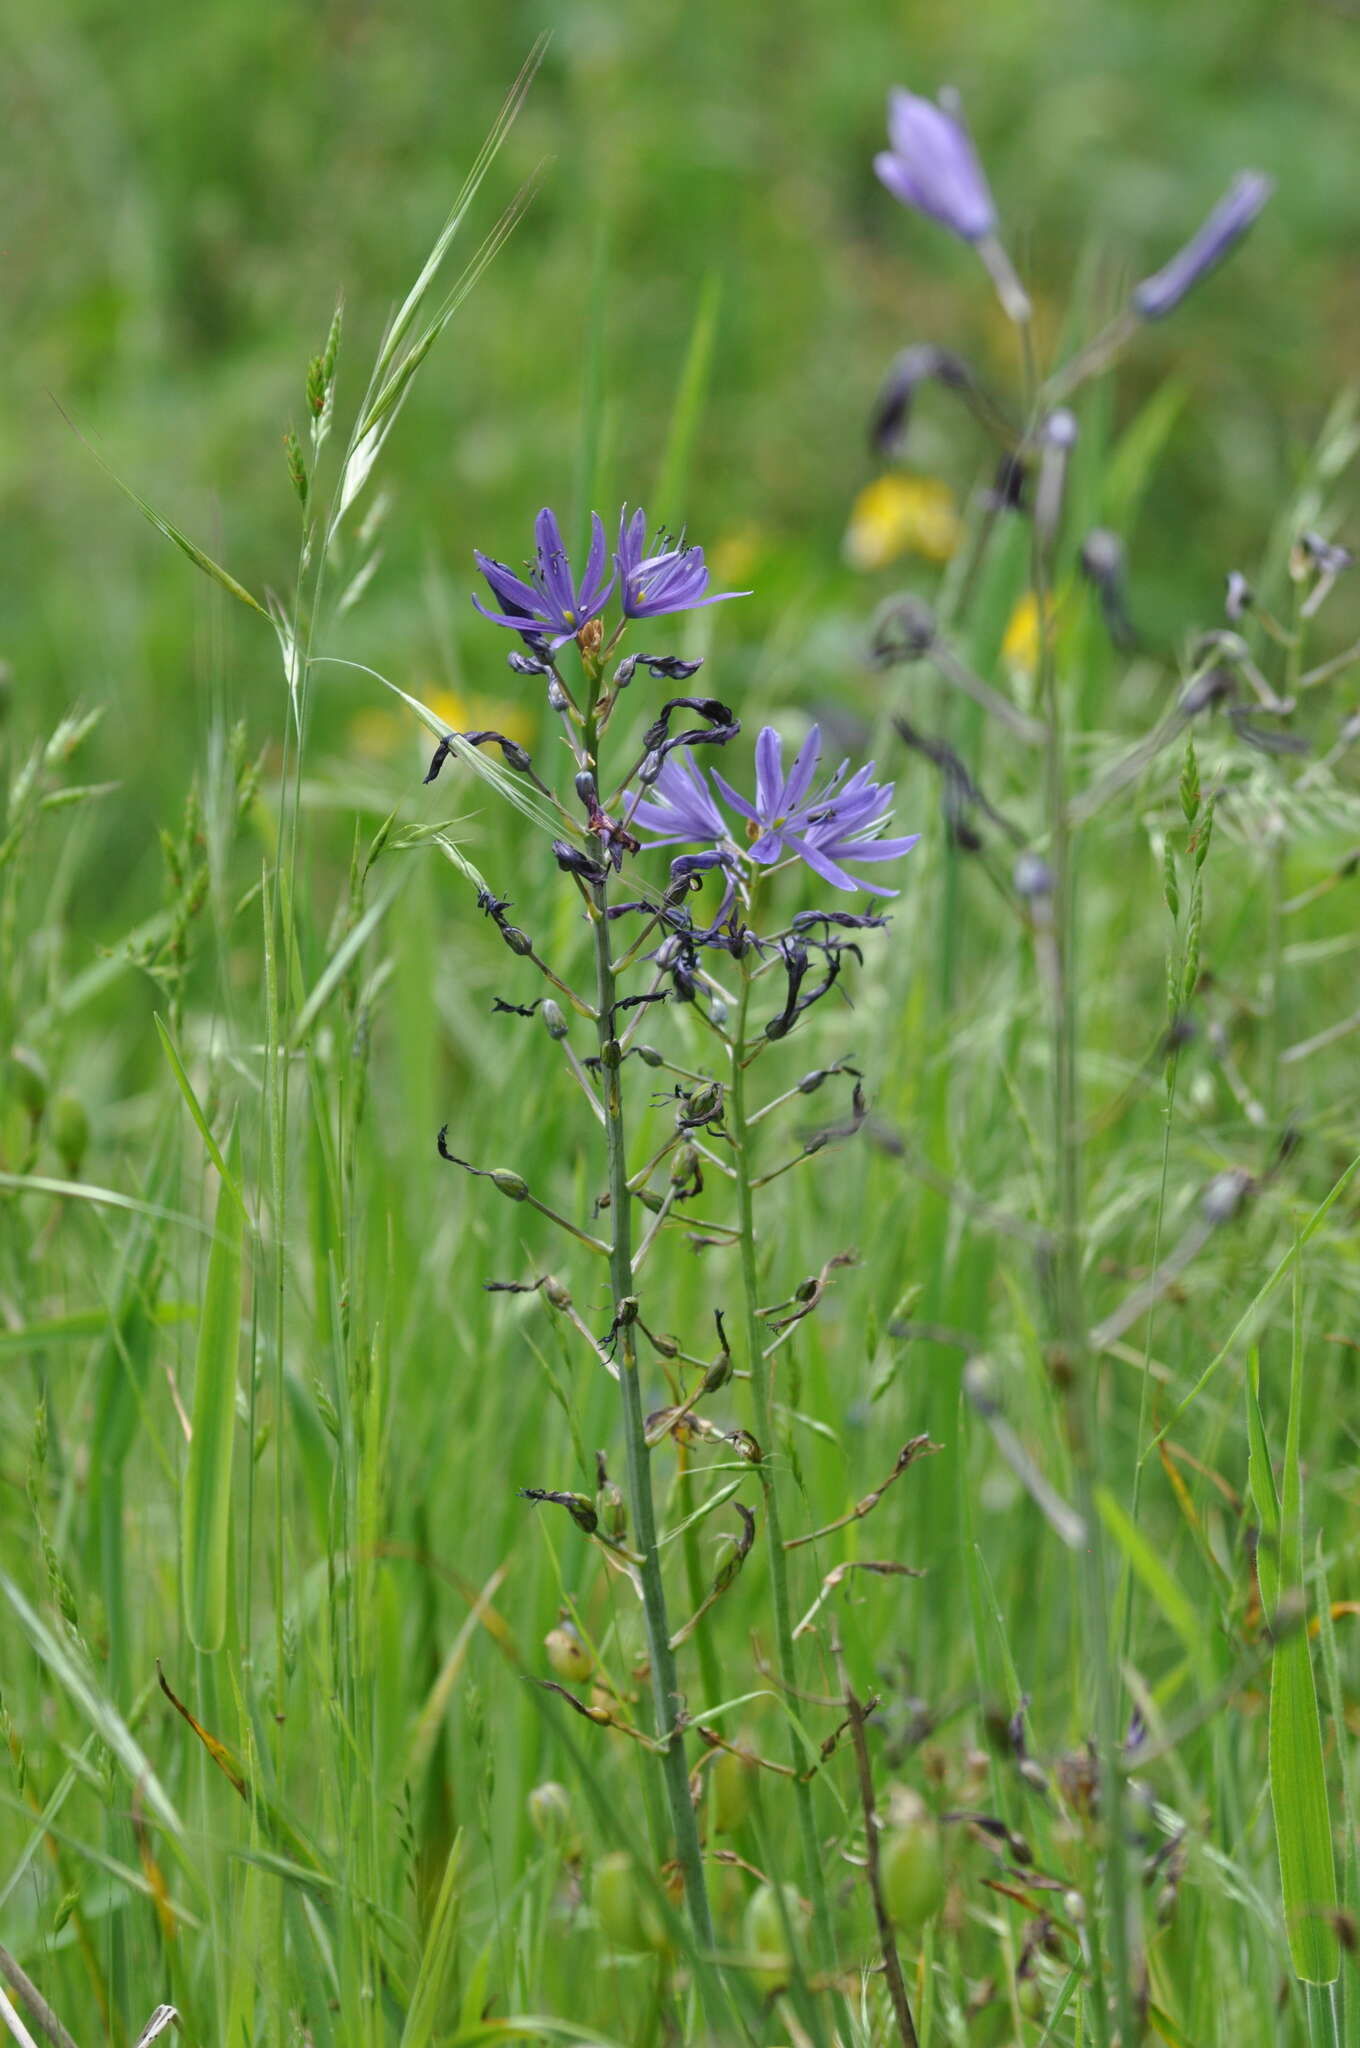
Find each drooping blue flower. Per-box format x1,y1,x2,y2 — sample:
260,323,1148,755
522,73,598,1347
1132,171,1274,322
614,506,750,621
714,725,920,897
629,750,732,847
473,507,616,649
874,86,996,245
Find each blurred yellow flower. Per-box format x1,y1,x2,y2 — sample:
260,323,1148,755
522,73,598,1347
348,684,534,764
1000,592,1058,676
710,524,765,586
843,474,962,572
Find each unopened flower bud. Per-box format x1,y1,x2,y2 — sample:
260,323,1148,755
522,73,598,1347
578,618,603,658
541,999,568,1041
490,1168,529,1201
1013,852,1054,901
1224,570,1253,621
1202,1168,1250,1225
575,771,598,807
708,995,728,1029
545,1620,592,1683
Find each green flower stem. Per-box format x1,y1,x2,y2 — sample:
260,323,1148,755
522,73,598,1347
1023,363,1133,2047
582,682,717,1974
729,941,841,1993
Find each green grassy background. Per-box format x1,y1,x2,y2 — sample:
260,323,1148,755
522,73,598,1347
3,2,1360,2044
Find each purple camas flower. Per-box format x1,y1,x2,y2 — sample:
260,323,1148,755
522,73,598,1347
473,507,615,649
629,751,731,846
635,724,919,898
1133,171,1274,321
874,86,996,245
614,506,750,620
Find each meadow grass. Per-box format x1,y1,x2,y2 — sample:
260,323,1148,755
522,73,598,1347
3,22,1360,2048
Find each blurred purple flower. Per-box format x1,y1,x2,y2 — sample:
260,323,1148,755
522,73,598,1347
614,506,750,620
473,507,615,649
630,751,731,847
1133,171,1274,321
874,86,996,244
714,725,920,897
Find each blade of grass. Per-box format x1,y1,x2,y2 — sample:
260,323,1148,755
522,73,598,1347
1267,1262,1339,1985
181,1131,246,1654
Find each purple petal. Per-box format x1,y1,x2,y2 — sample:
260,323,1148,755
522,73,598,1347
787,832,900,897
753,727,784,816
711,769,760,825
783,726,825,811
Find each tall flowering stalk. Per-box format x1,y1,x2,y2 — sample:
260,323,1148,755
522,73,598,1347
443,511,919,2027
868,76,1278,2048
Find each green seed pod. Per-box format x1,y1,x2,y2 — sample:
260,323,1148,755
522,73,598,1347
50,1091,90,1176
671,1143,701,1187
8,1046,49,1122
527,1780,577,1852
743,1881,807,1994
635,1044,665,1068
490,1169,529,1201
1017,1975,1045,2021
541,1275,572,1311
880,1792,945,1931
545,1621,592,1684
710,1744,754,1834
592,1852,667,1953
541,999,568,1041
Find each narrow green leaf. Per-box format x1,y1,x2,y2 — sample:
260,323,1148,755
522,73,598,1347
1096,1485,1214,1686
0,1575,183,1839
653,272,722,519
1246,1347,1281,1614
1268,1263,1339,1984
155,1013,241,1200
181,1133,246,1653
54,401,268,616
399,1834,464,2048
1149,1144,1360,1452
